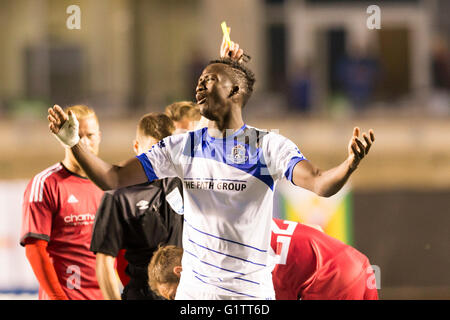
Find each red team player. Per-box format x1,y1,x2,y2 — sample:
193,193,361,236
148,219,378,300
20,105,104,300
271,218,378,300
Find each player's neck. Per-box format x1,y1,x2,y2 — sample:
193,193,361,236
62,158,88,178
207,108,244,138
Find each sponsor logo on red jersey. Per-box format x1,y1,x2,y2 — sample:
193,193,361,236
63,213,95,226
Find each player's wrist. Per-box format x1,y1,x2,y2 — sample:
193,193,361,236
68,135,80,148
54,132,79,148
346,157,358,172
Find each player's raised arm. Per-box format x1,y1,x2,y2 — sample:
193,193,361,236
291,127,375,197
48,105,148,190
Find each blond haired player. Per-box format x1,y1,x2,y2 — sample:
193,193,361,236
148,245,183,300
164,101,201,133
21,105,104,300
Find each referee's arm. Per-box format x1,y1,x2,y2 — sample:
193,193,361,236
91,191,125,300
96,253,121,300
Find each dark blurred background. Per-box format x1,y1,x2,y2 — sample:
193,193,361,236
0,0,449,299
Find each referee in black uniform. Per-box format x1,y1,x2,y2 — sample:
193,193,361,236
90,112,184,300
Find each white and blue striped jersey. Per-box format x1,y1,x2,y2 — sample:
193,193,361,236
136,124,306,299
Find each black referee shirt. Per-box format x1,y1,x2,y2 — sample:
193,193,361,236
90,178,184,281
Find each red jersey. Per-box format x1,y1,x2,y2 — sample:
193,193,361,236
20,163,104,300
271,218,378,300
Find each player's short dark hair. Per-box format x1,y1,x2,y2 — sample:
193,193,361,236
208,58,256,107
137,112,175,141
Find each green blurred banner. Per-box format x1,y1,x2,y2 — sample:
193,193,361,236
274,181,353,245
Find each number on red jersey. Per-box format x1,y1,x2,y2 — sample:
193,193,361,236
272,220,297,265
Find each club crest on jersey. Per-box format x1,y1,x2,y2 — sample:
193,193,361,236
227,144,248,164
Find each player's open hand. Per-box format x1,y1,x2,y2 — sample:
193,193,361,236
48,105,80,148
347,127,375,170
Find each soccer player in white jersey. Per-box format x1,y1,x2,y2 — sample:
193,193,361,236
47,43,375,300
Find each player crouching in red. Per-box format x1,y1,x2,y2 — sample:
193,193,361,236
20,105,104,300
271,218,378,300
148,219,379,300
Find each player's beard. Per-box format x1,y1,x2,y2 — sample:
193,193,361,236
199,98,231,123
199,103,219,121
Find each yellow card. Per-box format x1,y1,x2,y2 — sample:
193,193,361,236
221,21,232,47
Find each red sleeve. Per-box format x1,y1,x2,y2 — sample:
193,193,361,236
115,249,130,287
25,239,68,300
20,177,56,246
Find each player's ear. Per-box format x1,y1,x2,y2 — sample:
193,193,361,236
173,266,182,278
229,85,239,98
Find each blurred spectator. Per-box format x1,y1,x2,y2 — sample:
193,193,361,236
430,35,450,115
288,61,312,113
337,45,379,111
431,36,450,90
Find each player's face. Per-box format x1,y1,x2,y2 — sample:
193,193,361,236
196,64,235,121
156,281,179,300
78,116,101,155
